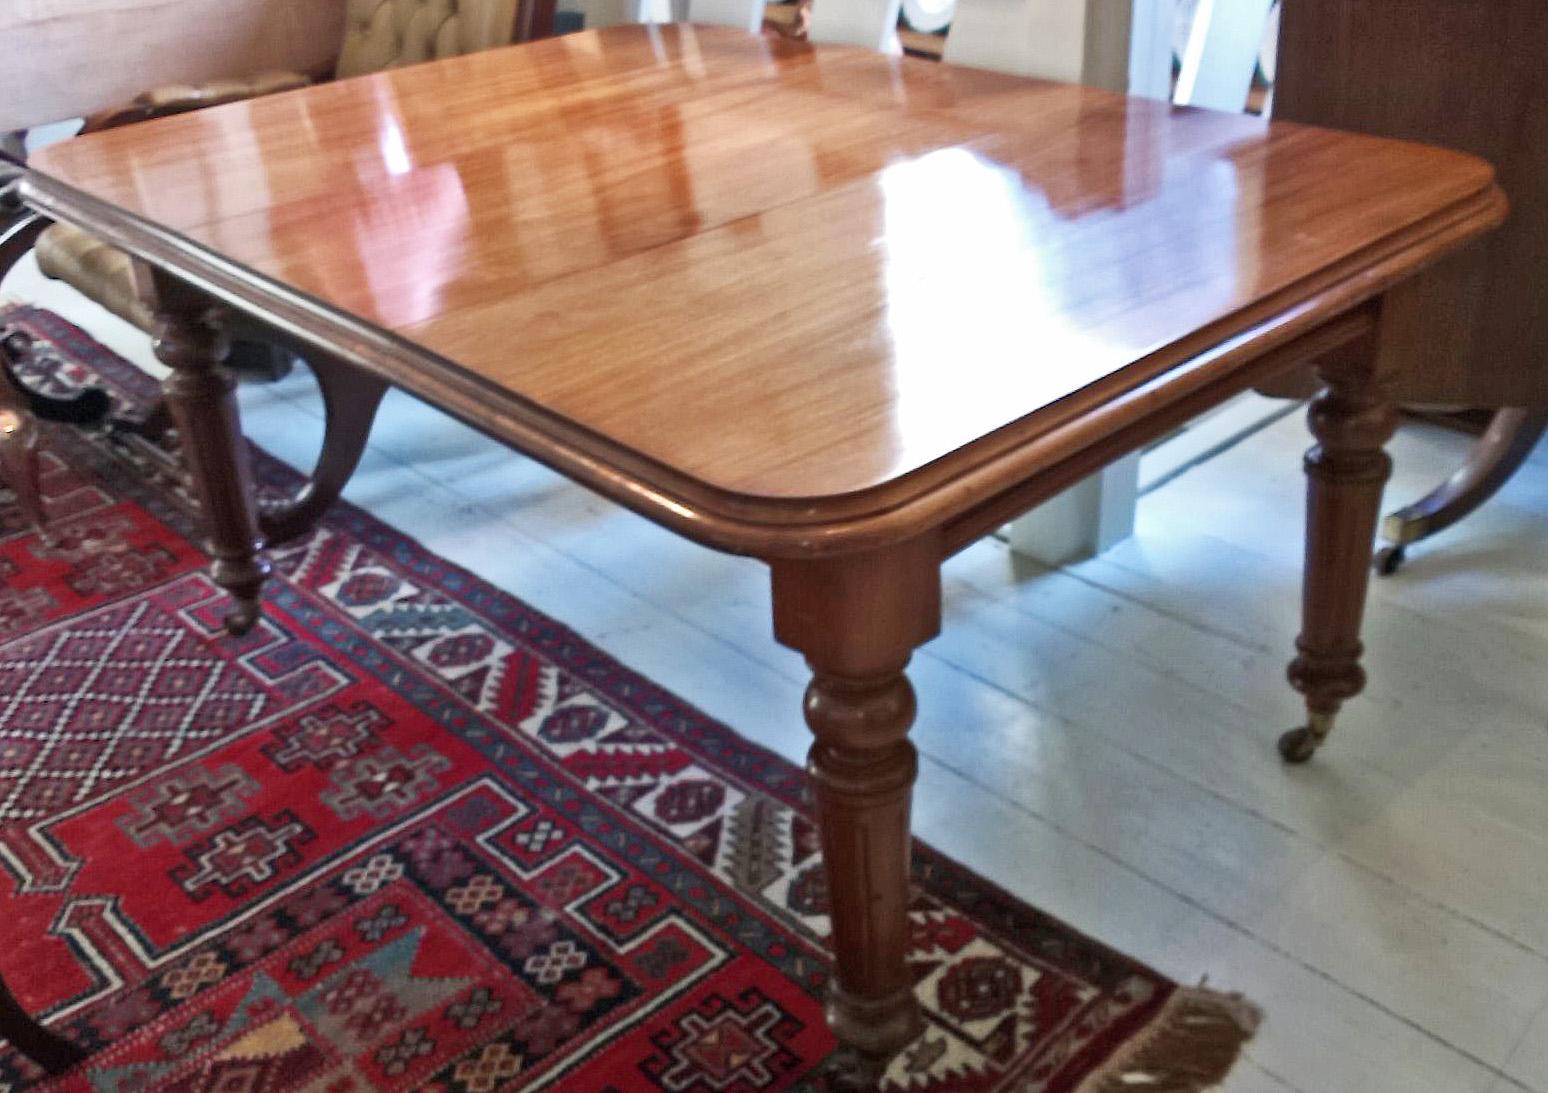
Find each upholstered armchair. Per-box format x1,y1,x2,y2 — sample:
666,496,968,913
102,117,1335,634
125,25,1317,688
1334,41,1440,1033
0,0,555,534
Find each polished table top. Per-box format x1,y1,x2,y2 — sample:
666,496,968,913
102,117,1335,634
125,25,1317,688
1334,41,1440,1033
24,25,1502,552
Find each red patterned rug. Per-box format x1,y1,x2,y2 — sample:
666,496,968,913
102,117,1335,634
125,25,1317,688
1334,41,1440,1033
0,305,1258,1092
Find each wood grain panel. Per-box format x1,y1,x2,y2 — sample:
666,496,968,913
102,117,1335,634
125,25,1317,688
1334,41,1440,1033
1274,0,1548,406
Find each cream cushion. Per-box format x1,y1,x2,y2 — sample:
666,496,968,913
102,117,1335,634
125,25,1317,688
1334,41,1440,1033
34,228,154,331
336,0,528,76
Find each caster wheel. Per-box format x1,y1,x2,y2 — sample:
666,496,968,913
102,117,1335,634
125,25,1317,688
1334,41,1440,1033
1278,726,1320,764
1373,544,1406,576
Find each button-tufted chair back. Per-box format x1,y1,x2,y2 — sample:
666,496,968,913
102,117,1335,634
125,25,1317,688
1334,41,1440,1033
335,0,537,78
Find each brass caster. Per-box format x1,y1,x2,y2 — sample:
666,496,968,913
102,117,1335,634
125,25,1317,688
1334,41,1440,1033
222,599,261,637
1373,544,1406,576
1278,726,1321,764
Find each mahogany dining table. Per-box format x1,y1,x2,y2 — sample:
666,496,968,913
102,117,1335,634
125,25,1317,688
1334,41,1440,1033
1,24,1504,1080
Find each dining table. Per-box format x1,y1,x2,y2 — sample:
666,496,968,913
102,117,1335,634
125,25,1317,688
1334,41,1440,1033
0,23,1506,1081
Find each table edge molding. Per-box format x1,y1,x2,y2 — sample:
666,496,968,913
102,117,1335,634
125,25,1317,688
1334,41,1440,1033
15,168,1505,560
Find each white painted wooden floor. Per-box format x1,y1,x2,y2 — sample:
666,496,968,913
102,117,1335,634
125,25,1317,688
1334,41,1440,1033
8,254,1548,1093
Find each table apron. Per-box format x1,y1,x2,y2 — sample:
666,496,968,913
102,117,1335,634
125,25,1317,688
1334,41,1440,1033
941,304,1377,557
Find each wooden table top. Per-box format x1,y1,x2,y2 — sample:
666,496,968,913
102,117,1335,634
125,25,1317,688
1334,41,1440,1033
23,26,1503,554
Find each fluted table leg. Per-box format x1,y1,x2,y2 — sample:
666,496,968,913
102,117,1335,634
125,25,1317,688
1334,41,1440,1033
771,536,940,1085
1281,328,1397,762
151,271,270,635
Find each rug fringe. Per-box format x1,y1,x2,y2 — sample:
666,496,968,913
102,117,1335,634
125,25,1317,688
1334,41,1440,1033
1074,985,1263,1093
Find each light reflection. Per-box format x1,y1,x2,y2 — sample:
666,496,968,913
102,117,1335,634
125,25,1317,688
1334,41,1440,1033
347,160,470,327
645,22,668,62
878,146,1116,446
377,115,413,176
676,24,717,79
311,90,472,327
877,137,1245,468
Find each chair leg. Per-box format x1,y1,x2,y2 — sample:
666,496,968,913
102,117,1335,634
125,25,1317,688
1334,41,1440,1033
1374,406,1548,574
0,971,86,1075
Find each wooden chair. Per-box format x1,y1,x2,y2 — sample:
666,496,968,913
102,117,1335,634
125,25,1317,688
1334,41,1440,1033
0,0,557,536
1271,0,1548,573
1173,0,1548,571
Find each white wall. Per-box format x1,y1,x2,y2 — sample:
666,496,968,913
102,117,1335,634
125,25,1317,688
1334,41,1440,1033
0,0,347,132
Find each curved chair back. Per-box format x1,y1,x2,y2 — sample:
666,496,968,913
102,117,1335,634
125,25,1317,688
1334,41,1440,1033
807,0,902,51
807,0,1167,84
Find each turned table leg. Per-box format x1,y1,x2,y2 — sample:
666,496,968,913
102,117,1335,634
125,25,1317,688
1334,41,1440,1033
771,536,941,1084
0,971,85,1074
1281,331,1397,762
151,271,270,635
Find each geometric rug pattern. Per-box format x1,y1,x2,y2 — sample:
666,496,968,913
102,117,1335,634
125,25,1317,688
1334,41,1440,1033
0,306,1180,1091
